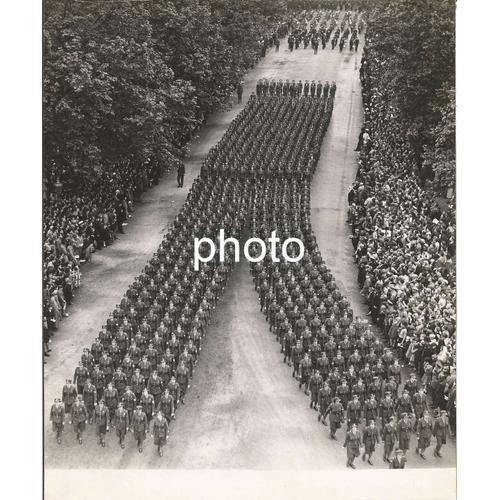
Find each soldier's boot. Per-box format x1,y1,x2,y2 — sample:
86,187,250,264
120,439,125,449
367,454,374,466
158,446,162,457
322,417,327,426
57,432,62,445
362,452,366,461
138,440,143,453
310,401,313,409
317,414,321,422
283,356,286,363
101,437,106,448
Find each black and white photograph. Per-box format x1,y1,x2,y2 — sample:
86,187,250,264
4,0,481,498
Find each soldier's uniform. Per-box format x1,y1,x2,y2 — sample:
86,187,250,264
115,404,130,448
362,424,380,464
318,384,332,422
103,386,119,425
131,372,146,402
325,399,344,439
308,372,323,409
343,427,362,468
379,395,395,427
382,418,398,462
433,411,449,457
140,392,155,429
176,364,190,403
152,414,169,456
397,415,412,454
82,381,97,423
416,414,434,457
94,403,110,446
147,373,163,406
62,381,77,414
70,399,88,444
299,355,312,392
122,389,137,423
73,364,89,394
131,408,148,452
346,397,363,426
49,399,65,444
157,391,175,422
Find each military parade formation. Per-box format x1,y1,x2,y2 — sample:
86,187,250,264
48,3,454,470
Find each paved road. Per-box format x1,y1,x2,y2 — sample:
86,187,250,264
45,37,456,469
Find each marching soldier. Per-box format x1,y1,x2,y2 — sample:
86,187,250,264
379,391,395,427
91,364,106,402
147,370,164,407
73,361,89,394
157,388,176,422
364,393,378,425
131,405,148,453
299,353,312,394
324,396,344,440
362,419,380,465
70,395,88,445
346,394,363,427
413,387,429,430
381,415,398,462
308,369,323,410
112,367,128,399
151,411,169,457
94,399,110,447
168,376,181,410
396,388,414,419
115,401,130,449
318,381,332,424
416,410,434,459
176,360,190,404
62,379,77,415
336,378,350,411
343,423,362,469
122,386,137,423
140,388,155,430
433,409,450,458
103,382,119,427
404,373,419,398
82,378,97,423
131,368,146,403
397,412,412,456
50,398,65,444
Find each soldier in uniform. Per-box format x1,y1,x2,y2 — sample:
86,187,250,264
308,369,323,410
412,387,429,430
346,394,363,428
336,378,350,412
112,367,128,399
397,412,412,456
131,368,145,403
157,388,176,422
70,395,88,444
416,410,434,459
291,340,303,379
343,423,362,469
168,376,181,410
122,386,136,424
103,382,119,426
324,396,344,440
433,409,450,458
73,361,89,394
115,401,130,449
396,388,414,419
147,370,164,407
49,398,65,444
379,391,395,427
94,399,110,447
404,373,419,398
82,378,97,423
92,364,106,402
151,410,169,457
362,419,380,465
131,405,148,453
364,393,378,425
140,388,156,431
176,360,190,404
317,381,332,424
382,415,398,462
62,379,77,414
298,353,312,394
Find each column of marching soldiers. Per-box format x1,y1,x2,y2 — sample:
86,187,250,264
286,8,364,53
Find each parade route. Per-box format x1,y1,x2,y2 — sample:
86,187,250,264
45,37,456,470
